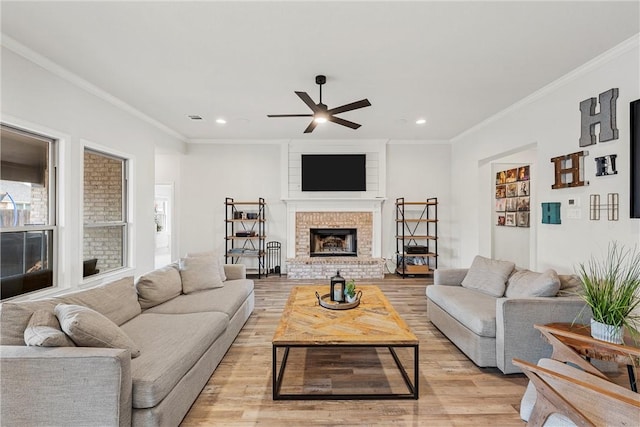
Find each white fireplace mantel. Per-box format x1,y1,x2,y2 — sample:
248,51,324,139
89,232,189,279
283,197,386,258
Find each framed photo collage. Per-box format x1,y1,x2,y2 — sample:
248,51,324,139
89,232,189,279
496,165,530,227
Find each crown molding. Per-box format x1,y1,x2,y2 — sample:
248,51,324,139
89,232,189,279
1,34,188,144
451,33,640,144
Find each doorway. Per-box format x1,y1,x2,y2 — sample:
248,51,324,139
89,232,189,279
154,184,173,268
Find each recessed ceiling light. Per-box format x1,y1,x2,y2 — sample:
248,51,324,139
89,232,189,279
216,118,227,124
188,115,203,121
416,118,426,125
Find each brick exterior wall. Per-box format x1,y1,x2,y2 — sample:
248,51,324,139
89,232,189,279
83,151,124,271
287,211,384,279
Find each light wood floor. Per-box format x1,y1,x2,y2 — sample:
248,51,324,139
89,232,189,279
181,275,529,426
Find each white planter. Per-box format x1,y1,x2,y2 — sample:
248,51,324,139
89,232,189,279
345,294,358,303
590,318,624,344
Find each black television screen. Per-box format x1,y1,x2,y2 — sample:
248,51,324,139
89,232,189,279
302,154,366,191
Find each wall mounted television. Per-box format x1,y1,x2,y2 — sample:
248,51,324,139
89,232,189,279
301,154,366,191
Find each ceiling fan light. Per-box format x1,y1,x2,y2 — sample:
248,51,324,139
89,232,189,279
314,116,328,124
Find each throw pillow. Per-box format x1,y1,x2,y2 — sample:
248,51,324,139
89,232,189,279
179,256,224,294
505,269,561,298
136,264,182,309
55,304,140,358
461,255,515,297
186,251,227,282
24,310,76,347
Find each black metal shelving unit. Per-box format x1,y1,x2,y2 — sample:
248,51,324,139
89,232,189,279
224,197,266,278
395,197,438,278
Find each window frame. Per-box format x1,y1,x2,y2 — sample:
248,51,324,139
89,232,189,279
81,142,133,282
0,123,58,298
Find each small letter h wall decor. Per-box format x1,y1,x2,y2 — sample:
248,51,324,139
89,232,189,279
550,151,589,189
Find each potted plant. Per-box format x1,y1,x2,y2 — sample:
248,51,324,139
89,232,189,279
344,280,358,303
576,242,640,343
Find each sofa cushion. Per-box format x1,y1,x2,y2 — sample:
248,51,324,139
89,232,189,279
506,269,560,298
145,279,254,317
461,256,515,297
120,311,228,408
179,256,224,293
186,251,227,282
62,276,141,326
426,285,497,337
55,304,141,357
136,264,182,309
24,310,76,347
1,299,60,345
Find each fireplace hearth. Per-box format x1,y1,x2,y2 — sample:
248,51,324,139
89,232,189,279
310,228,357,257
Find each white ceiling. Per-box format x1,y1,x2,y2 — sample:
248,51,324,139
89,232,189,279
2,1,639,142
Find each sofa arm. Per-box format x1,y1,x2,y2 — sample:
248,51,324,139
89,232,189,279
0,346,132,426
433,268,468,286
224,264,246,280
495,297,590,374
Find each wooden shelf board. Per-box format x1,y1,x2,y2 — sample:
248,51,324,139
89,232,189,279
396,201,438,206
226,201,266,205
226,236,266,239
395,235,437,240
396,219,438,222
225,219,265,222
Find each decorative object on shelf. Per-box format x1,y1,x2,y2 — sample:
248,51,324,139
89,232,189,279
330,270,346,302
550,151,589,189
589,193,619,221
315,289,361,310
541,202,561,224
575,242,640,344
495,165,530,227
579,88,619,147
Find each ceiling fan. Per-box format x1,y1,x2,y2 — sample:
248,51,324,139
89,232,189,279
267,75,371,133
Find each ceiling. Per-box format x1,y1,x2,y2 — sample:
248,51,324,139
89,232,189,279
2,1,639,142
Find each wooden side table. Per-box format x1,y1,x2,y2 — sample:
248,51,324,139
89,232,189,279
535,323,640,392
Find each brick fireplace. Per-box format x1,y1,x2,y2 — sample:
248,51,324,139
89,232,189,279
285,199,385,279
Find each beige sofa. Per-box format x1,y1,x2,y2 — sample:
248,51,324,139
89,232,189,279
426,256,590,374
0,259,254,426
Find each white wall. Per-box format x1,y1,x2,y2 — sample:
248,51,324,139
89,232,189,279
450,36,640,273
385,142,452,269
1,46,185,290
177,143,285,270
164,140,453,273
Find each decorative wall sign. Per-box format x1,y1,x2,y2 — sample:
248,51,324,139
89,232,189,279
496,165,530,227
550,151,589,189
594,154,618,176
589,193,619,221
541,202,561,224
579,88,619,147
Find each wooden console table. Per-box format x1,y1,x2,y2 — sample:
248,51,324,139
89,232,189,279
536,323,640,392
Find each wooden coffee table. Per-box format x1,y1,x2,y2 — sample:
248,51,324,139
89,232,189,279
272,285,419,400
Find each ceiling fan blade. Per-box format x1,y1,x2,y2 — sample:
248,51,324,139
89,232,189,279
303,120,318,133
267,114,313,117
327,99,371,115
328,116,361,130
295,91,320,112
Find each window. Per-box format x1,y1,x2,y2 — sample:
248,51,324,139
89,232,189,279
0,124,56,300
83,148,128,277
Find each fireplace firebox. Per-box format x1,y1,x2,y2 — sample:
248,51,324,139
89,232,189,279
309,228,357,257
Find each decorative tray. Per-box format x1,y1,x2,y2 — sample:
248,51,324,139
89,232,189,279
315,290,362,310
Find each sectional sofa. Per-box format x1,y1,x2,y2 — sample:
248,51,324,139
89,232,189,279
426,255,590,374
0,254,254,426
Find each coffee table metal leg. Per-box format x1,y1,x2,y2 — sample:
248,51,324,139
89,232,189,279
627,364,637,393
272,345,290,400
388,345,419,399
